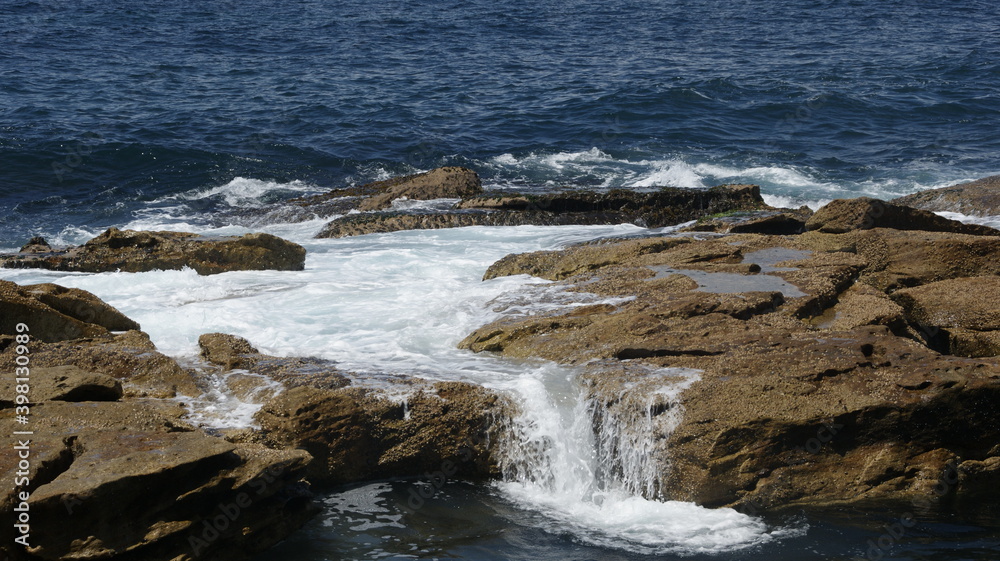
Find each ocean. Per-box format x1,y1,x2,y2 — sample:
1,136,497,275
2,1,1000,559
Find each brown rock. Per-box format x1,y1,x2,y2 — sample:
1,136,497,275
0,330,199,398
0,394,317,561
1,228,307,275
808,283,907,331
461,229,1000,510
893,277,1000,332
804,197,999,235
0,280,110,343
198,332,349,390
317,184,769,238
315,209,629,238
358,166,482,211
0,365,122,405
255,382,507,485
839,229,1000,291
684,209,812,235
22,283,140,331
893,277,1000,357
199,332,261,369
19,236,52,253
894,175,1000,216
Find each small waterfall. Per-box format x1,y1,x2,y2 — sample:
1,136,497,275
588,363,701,500
489,361,780,555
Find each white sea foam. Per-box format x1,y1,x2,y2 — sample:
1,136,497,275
935,210,1000,228
163,177,321,207
488,364,792,555
761,193,831,211
175,362,283,429
482,149,989,211
627,159,708,188
388,197,462,212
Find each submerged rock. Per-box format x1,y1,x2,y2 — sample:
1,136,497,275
1,228,307,275
894,175,1000,216
461,203,1000,510
198,332,350,390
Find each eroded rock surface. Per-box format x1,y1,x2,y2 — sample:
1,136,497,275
356,166,482,211
198,332,350,391
0,285,321,561
461,202,1000,510
1,329,198,399
0,353,316,561
255,382,505,485
1,281,116,343
197,332,509,486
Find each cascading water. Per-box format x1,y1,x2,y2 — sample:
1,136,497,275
587,362,702,500
487,362,782,555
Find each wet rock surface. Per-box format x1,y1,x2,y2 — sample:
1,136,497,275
255,382,506,485
198,332,350,391
0,228,307,275
0,286,510,561
0,284,326,561
195,333,508,485
461,196,1000,510
804,197,1000,236
227,166,782,238
894,175,1000,216
316,182,771,238
0,299,318,561
681,208,814,235
355,166,482,211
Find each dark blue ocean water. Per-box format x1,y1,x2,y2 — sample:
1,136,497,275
2,0,1000,247
3,2,1000,560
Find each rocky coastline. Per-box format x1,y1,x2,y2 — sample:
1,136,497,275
3,169,1000,560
